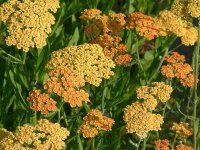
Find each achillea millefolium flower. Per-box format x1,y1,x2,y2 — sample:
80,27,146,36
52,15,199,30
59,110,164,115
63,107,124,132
79,109,115,138
0,119,70,150
80,9,132,66
171,122,193,138
47,44,115,86
161,52,195,87
27,89,57,115
0,0,59,52
154,139,170,150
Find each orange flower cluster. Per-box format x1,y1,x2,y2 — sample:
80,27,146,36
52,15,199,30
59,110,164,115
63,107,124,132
176,144,193,150
44,67,90,107
79,109,115,138
171,122,193,137
27,89,57,115
161,52,195,87
154,139,170,150
80,9,132,66
80,9,102,21
126,12,160,40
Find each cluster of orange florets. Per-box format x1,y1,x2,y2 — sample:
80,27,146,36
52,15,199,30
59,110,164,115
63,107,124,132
79,109,115,138
80,9,132,66
161,52,195,87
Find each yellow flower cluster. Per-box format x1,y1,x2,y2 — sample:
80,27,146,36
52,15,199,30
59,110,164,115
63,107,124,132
156,9,198,46
27,89,57,115
123,101,164,139
0,119,70,150
44,67,90,107
161,52,195,87
171,0,190,19
126,12,160,40
80,9,132,66
154,139,170,150
136,82,173,103
79,109,115,138
47,44,115,86
171,122,193,137
0,0,59,52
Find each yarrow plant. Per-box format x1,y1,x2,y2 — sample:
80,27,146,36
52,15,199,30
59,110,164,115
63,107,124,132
0,0,200,149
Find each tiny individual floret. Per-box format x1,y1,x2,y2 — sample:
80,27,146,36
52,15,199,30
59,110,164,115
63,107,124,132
27,89,57,115
79,109,115,138
154,139,170,150
171,122,193,138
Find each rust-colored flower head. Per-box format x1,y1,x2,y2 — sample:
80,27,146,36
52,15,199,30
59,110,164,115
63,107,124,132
126,12,160,40
79,9,102,21
27,89,57,115
114,54,132,66
171,122,193,137
79,109,115,138
161,52,195,87
44,67,90,107
0,0,60,52
154,139,170,150
176,144,193,150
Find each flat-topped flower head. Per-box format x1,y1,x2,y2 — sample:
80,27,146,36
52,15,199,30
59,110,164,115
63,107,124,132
0,119,70,150
176,144,194,150
171,122,193,137
79,109,115,138
126,12,160,40
79,9,102,21
154,139,170,150
47,44,115,86
44,67,90,107
27,89,57,115
0,0,60,52
123,102,164,139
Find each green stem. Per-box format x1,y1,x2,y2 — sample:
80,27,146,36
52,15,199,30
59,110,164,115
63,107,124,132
171,133,177,149
136,39,147,84
136,139,141,150
142,138,147,150
147,48,169,84
192,27,200,150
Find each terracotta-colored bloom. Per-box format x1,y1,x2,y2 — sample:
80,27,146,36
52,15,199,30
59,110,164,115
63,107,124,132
165,52,185,63
114,54,132,65
126,12,160,40
84,24,101,37
176,144,193,150
171,122,193,137
79,9,101,21
44,67,90,107
0,119,70,150
27,89,57,115
161,52,195,87
154,139,170,150
79,109,115,138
